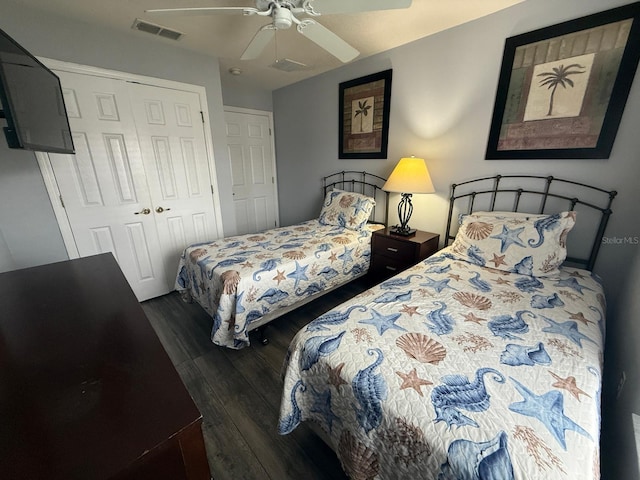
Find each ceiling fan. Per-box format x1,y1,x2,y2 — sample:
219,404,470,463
146,0,412,63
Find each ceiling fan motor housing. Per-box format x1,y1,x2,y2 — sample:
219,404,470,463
272,4,293,29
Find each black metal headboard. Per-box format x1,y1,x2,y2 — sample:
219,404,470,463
444,175,617,271
323,171,389,226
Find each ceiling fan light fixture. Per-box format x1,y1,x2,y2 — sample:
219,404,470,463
273,5,293,29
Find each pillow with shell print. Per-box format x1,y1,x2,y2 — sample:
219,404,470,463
318,190,376,231
450,211,576,276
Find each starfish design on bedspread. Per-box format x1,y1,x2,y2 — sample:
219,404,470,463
553,277,593,294
338,247,354,268
565,311,592,326
491,225,526,253
358,309,406,336
420,276,456,293
463,312,487,324
272,269,286,284
508,378,592,450
400,304,419,316
569,270,587,278
540,316,595,348
287,261,309,288
327,362,348,388
396,368,433,396
490,253,507,268
548,371,590,401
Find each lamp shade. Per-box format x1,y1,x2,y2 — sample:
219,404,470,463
382,157,435,194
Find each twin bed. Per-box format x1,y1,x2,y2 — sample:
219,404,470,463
277,175,615,479
175,171,388,348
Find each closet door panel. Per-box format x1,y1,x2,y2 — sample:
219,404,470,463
50,71,168,301
128,82,221,289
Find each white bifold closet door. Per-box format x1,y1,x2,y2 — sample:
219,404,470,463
48,70,221,301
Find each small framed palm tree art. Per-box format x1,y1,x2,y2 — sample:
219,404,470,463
339,69,392,159
486,2,640,159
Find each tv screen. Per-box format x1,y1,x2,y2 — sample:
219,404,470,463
0,28,74,154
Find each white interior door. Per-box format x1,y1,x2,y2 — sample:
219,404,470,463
48,71,168,301
224,108,278,235
128,82,221,290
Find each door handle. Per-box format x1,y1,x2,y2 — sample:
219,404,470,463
134,208,151,215
155,206,171,213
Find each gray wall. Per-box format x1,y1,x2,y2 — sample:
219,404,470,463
0,0,239,270
221,75,273,111
272,0,640,477
602,247,640,479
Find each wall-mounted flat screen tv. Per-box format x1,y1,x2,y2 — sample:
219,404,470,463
0,28,74,154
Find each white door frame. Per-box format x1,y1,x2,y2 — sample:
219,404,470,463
223,105,280,229
36,58,225,259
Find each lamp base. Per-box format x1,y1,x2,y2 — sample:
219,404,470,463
390,226,416,237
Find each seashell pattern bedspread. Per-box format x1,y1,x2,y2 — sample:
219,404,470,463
278,247,605,479
175,220,383,349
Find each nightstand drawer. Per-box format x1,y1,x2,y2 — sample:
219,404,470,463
372,234,415,262
370,253,411,278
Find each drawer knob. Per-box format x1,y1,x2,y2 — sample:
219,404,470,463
385,266,397,271
386,247,398,253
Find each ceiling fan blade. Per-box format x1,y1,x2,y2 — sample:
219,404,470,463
241,25,276,60
297,20,359,63
307,0,412,15
145,7,260,16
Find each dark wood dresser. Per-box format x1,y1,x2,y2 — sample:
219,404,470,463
0,254,210,480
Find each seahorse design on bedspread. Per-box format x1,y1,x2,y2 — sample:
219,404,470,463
431,367,506,429
425,301,456,335
379,274,423,289
278,380,306,434
488,310,534,340
253,259,281,281
352,348,387,434
306,305,367,332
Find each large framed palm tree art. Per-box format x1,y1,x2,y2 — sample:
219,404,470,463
486,2,640,159
339,69,392,159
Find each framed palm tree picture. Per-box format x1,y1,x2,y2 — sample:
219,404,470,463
339,69,392,159
486,2,640,159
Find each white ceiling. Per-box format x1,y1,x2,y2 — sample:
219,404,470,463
18,0,524,91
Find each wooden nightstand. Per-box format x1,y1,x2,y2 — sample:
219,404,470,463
370,228,440,282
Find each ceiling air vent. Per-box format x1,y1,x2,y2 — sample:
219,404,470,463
132,19,184,41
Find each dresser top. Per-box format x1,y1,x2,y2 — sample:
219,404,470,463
0,254,201,479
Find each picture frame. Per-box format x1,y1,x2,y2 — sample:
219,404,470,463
486,2,640,159
339,69,392,159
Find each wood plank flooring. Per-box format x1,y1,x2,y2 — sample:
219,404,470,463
141,277,373,480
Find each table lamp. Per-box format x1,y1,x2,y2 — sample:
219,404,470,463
382,156,435,236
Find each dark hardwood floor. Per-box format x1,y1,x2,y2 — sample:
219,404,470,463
141,276,373,480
